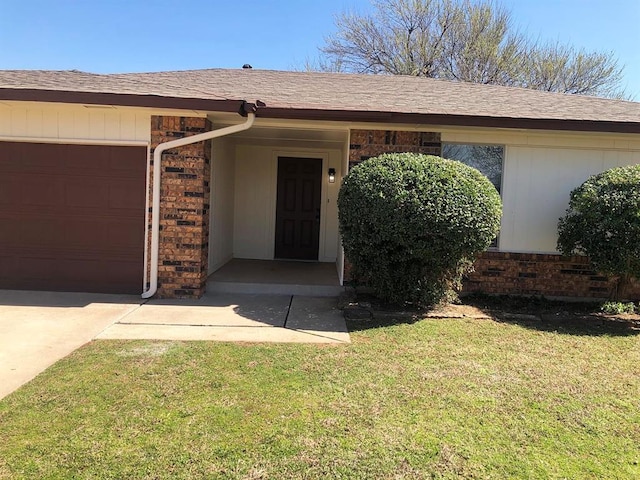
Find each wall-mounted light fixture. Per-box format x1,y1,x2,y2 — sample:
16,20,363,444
328,167,336,183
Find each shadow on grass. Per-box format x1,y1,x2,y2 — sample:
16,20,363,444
347,309,640,337
465,293,640,337
345,315,422,333
344,292,640,337
489,312,640,337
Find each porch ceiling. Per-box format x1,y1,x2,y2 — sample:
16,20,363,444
234,126,347,143
207,114,348,144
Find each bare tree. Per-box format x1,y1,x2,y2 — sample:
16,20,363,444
319,0,627,98
519,42,626,98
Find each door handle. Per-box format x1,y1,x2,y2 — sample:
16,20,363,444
315,208,320,222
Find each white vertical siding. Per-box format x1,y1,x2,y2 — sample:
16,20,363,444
208,137,236,272
0,103,151,142
233,144,277,259
501,146,640,253
323,149,341,262
443,129,640,254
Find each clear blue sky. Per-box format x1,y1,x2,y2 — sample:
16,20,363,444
1,0,638,99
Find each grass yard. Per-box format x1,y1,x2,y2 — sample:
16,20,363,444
0,316,639,479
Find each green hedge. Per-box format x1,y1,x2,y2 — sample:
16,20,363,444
558,164,640,299
338,153,502,306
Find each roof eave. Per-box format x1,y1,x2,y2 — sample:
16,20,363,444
1,88,638,134
0,88,242,113
258,107,640,134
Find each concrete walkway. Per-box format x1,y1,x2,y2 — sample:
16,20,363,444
98,294,350,344
0,290,349,400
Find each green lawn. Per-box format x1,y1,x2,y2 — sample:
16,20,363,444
1,317,639,479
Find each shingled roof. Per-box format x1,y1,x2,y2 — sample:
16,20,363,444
1,68,639,133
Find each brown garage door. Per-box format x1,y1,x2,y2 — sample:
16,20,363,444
0,141,146,294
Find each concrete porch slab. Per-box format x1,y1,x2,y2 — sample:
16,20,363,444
207,259,343,296
207,281,343,297
210,259,340,285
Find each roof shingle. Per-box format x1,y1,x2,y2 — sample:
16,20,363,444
1,68,639,129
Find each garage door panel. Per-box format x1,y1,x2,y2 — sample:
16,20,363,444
4,217,144,251
17,218,65,247
109,180,146,209
62,219,143,250
61,219,109,247
101,259,143,283
109,149,148,172
6,256,52,278
1,172,146,209
0,141,146,294
61,258,104,282
64,179,144,211
2,236,143,256
64,144,107,170
0,173,62,206
29,176,65,207
13,142,60,170
0,254,57,284
0,248,142,293
64,181,110,208
106,220,145,248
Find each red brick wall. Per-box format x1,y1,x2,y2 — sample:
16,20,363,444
464,252,640,300
149,116,212,298
349,129,441,167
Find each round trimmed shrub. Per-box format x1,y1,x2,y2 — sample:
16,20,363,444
338,153,502,306
558,164,640,299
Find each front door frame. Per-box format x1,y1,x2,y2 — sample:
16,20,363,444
274,156,323,260
270,149,330,262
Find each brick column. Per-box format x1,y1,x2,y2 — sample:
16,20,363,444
149,116,212,298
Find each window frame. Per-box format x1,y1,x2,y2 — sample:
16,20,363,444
441,142,505,250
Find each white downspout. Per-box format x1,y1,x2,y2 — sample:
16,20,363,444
142,109,256,299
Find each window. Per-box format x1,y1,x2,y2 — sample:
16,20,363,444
442,143,504,248
442,143,503,193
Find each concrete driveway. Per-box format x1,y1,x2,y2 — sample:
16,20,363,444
0,290,349,400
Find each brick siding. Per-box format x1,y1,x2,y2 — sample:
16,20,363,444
465,251,640,300
349,129,441,168
149,116,212,298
